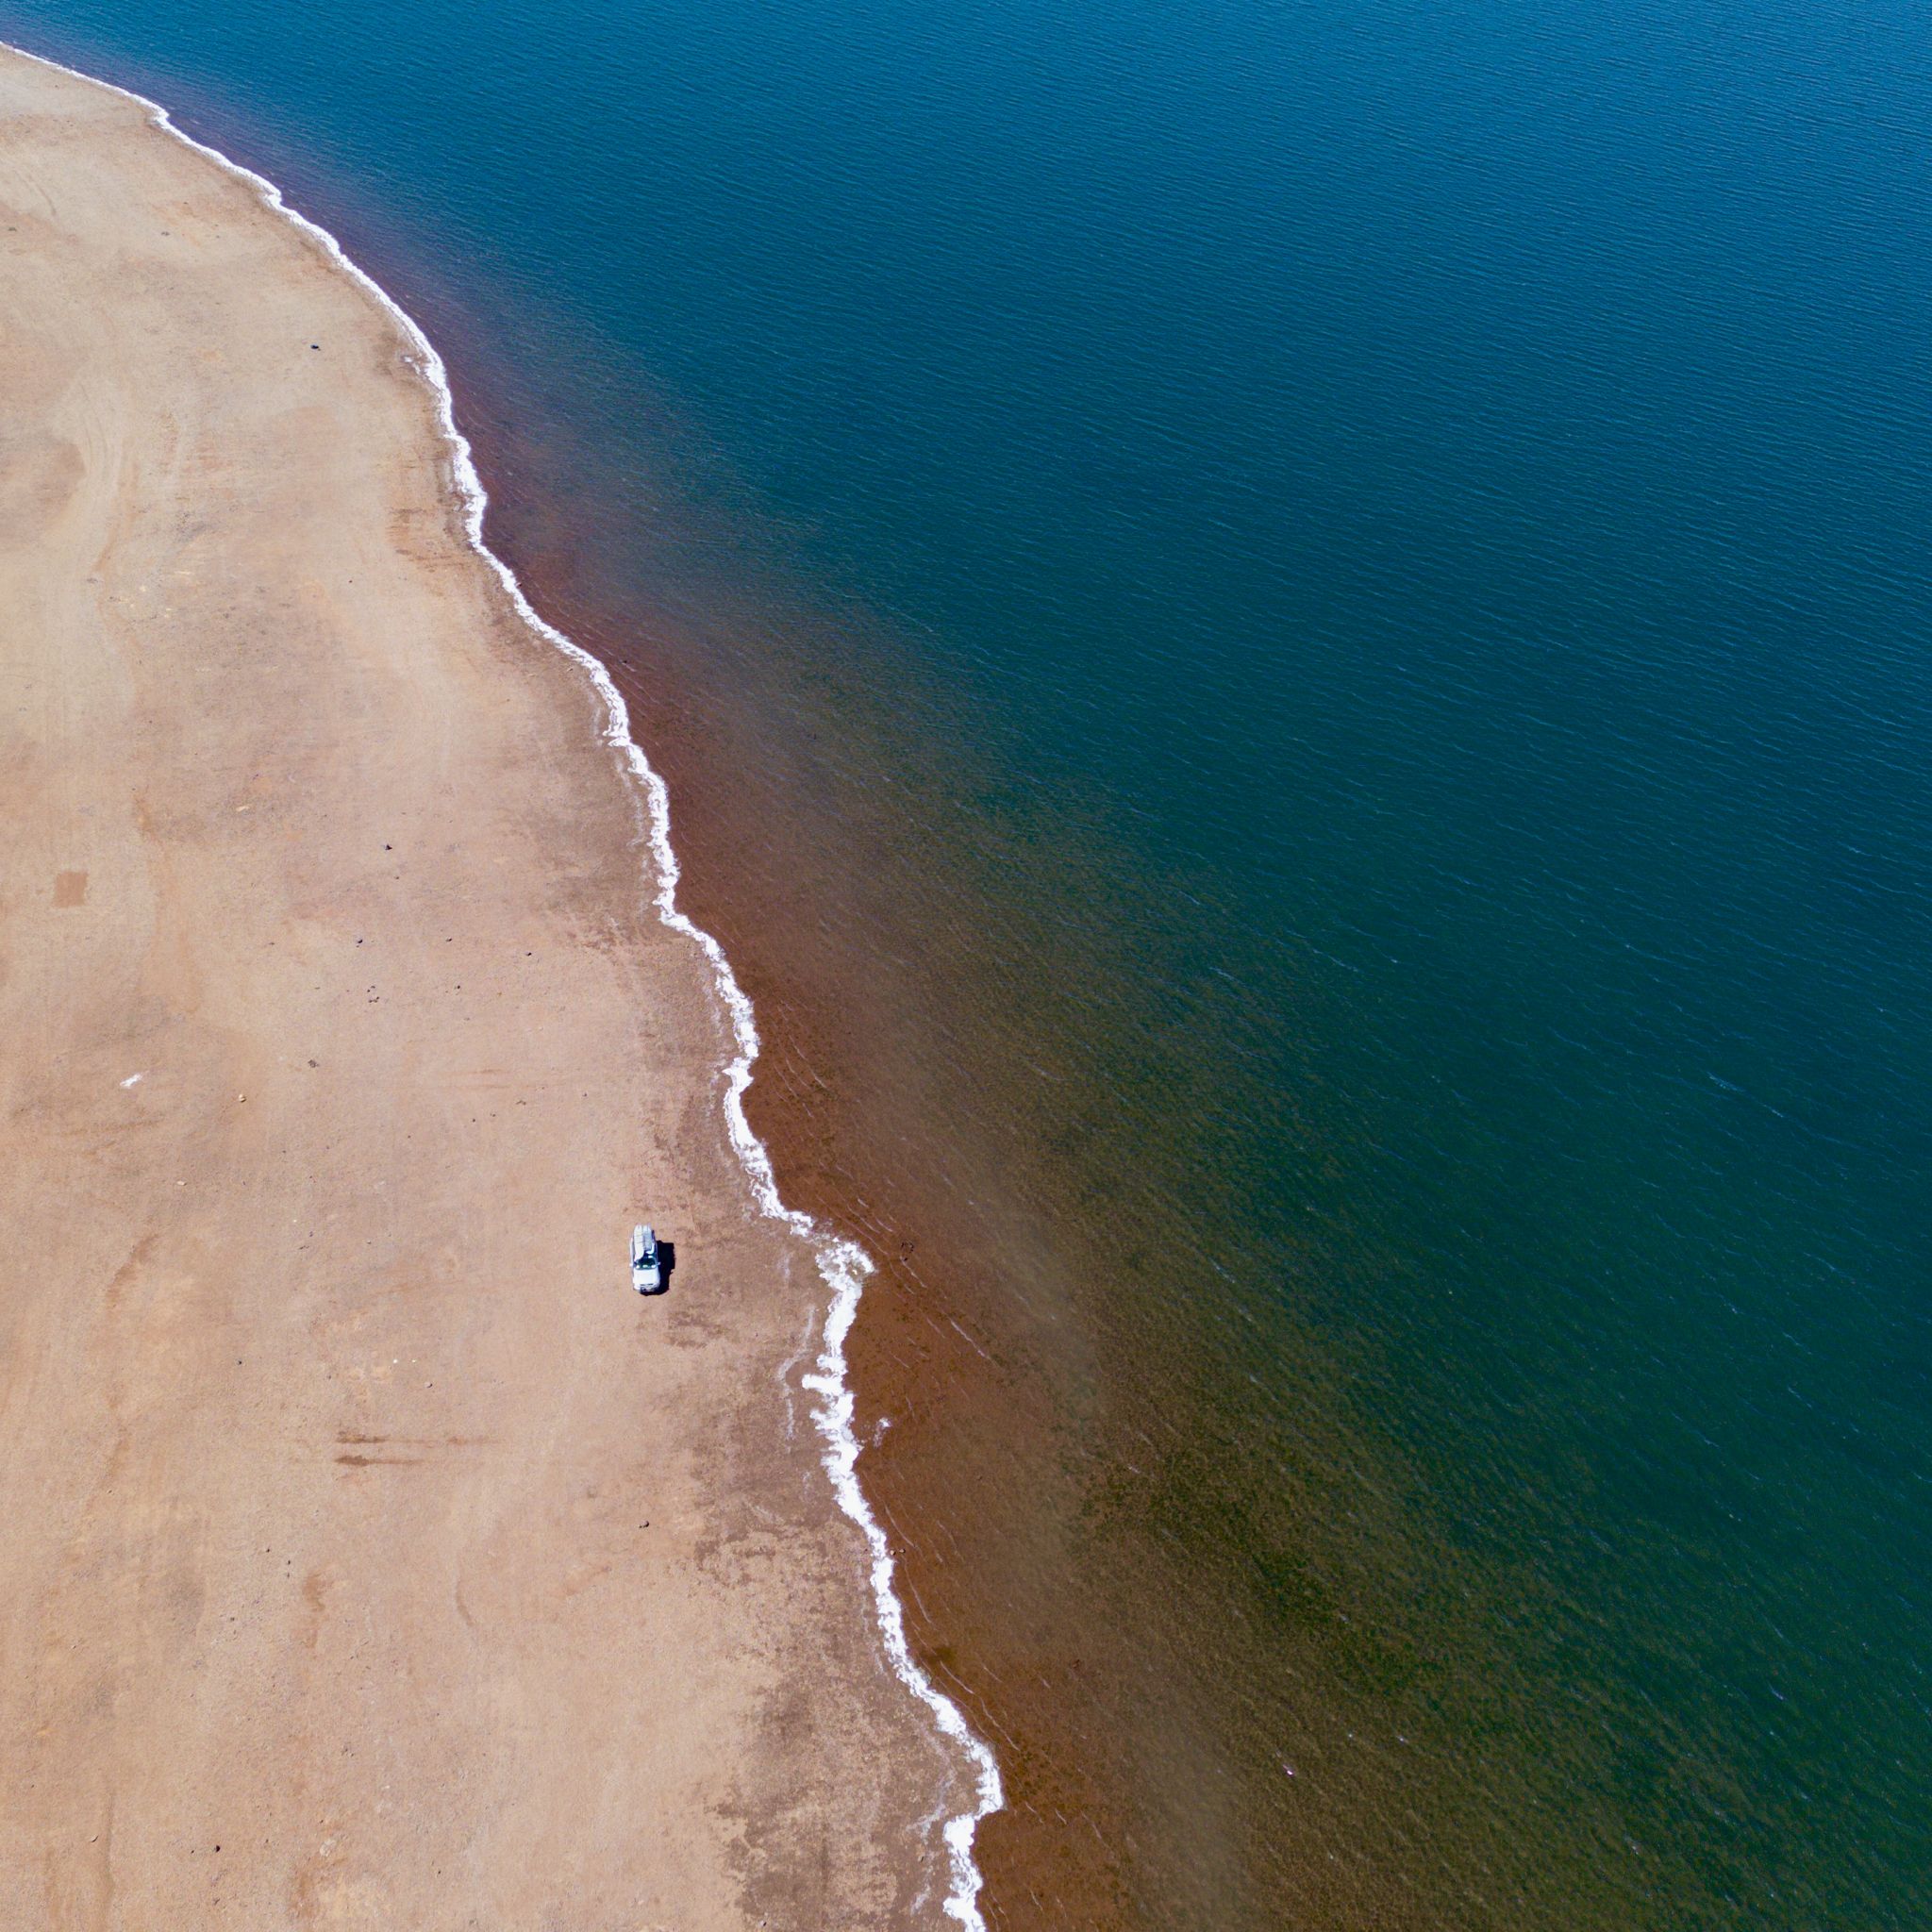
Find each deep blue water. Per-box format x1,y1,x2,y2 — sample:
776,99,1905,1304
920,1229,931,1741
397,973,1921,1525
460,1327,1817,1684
6,0,1929,1924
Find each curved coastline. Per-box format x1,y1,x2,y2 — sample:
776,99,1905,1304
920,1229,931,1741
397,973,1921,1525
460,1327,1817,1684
6,38,1004,1926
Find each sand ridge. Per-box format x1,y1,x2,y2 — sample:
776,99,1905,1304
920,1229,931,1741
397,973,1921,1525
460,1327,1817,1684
0,43,948,1928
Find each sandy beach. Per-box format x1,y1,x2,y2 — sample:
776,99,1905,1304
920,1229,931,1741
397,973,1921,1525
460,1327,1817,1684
0,43,953,1928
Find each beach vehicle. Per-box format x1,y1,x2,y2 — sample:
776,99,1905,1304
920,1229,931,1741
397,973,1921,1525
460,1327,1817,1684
631,1223,662,1294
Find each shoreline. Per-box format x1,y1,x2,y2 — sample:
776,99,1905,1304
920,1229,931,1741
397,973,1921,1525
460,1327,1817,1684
0,41,997,1924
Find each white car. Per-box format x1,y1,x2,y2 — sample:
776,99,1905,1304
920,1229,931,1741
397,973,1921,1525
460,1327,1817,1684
631,1224,663,1294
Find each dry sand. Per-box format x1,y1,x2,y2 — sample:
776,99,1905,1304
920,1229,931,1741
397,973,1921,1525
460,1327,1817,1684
0,44,952,1928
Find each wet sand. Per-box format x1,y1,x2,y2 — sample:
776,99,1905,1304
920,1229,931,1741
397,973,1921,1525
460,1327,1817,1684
0,44,950,1928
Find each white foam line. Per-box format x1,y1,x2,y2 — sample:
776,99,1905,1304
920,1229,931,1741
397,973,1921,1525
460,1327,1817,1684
8,39,1005,1925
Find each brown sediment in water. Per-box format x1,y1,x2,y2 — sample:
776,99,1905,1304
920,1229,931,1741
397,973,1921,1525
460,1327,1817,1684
447,363,1549,1932
375,205,1611,1932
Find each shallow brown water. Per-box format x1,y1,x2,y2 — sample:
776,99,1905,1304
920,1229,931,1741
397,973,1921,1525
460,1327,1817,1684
442,354,1494,1932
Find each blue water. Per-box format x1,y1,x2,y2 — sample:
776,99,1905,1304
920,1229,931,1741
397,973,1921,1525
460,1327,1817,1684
8,0,1930,1924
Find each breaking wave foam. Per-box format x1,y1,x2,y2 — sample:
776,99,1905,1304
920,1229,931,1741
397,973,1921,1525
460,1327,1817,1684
9,40,1005,1926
